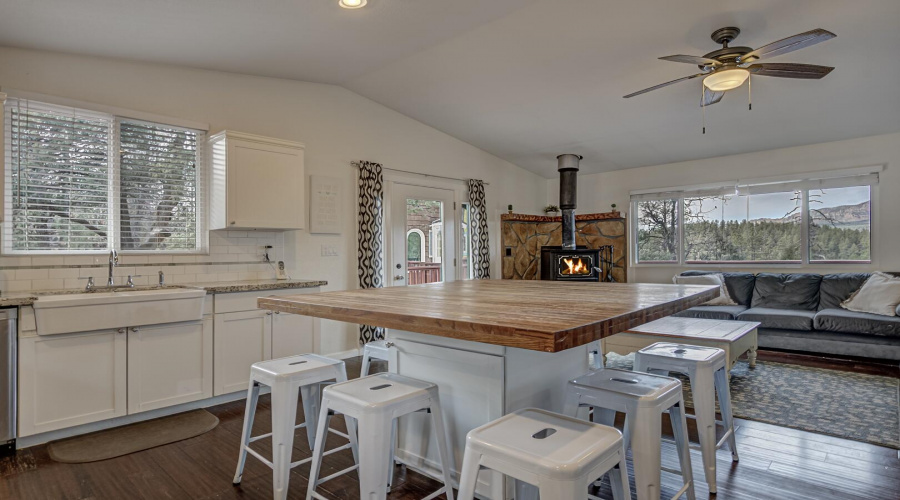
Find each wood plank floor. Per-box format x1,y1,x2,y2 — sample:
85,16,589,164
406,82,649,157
1,353,897,499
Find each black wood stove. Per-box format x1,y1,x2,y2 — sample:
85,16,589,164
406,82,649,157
540,246,600,282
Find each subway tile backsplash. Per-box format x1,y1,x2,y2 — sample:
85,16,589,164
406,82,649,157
0,230,286,293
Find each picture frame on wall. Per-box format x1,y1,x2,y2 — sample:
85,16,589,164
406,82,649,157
309,175,343,234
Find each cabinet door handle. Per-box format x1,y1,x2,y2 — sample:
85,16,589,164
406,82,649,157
230,221,236,225
117,328,126,334
131,327,140,332
274,311,280,315
385,342,395,348
265,311,273,316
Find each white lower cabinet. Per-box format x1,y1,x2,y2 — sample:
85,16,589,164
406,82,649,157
271,311,314,359
127,318,213,414
213,310,272,396
18,329,127,437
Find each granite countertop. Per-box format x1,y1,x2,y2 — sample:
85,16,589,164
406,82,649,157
0,279,327,306
184,279,328,294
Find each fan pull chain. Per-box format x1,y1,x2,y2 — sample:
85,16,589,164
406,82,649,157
701,84,707,134
748,74,752,111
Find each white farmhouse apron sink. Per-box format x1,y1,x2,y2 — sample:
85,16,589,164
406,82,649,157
32,288,207,335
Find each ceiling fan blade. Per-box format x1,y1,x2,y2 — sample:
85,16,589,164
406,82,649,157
623,73,704,98
740,29,836,62
659,55,720,66
749,63,834,79
701,90,725,107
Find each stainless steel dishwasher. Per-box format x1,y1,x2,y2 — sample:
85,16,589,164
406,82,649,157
0,308,16,455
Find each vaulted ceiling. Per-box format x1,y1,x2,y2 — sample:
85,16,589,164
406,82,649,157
2,0,898,177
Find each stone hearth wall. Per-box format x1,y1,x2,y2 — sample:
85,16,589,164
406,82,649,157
501,212,627,282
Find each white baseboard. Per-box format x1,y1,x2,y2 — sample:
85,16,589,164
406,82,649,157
16,390,262,449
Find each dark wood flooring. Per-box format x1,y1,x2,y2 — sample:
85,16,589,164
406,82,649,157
1,353,897,499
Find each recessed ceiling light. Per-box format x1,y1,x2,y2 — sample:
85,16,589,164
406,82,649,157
338,0,367,8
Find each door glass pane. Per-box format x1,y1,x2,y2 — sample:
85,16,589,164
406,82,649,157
461,202,471,279
406,198,443,284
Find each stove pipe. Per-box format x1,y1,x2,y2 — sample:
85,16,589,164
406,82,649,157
557,154,582,250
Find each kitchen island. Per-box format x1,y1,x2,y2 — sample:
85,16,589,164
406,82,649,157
258,280,718,497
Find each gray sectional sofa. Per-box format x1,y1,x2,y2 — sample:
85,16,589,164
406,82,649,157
674,271,900,361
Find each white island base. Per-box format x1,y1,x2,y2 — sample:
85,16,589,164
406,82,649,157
386,330,591,499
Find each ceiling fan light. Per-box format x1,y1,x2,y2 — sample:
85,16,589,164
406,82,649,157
703,68,750,91
338,0,367,8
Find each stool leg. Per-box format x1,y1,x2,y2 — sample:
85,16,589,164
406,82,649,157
386,418,397,491
714,367,739,462
271,382,300,500
233,380,261,485
335,367,360,466
306,402,332,500
594,407,617,427
669,401,696,500
690,372,719,494
430,400,457,500
609,453,632,500
361,349,372,377
357,414,393,500
562,387,581,418
457,447,481,500
299,383,320,451
628,410,662,500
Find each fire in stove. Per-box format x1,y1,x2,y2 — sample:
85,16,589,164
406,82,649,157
561,257,590,275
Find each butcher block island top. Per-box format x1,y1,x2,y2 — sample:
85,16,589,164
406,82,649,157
258,280,719,353
258,280,719,352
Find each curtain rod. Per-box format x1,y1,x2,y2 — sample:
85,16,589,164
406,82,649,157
351,162,489,185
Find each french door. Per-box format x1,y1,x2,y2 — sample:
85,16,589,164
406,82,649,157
388,183,457,287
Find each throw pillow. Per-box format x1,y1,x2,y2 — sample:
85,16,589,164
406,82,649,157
672,273,736,306
841,272,900,317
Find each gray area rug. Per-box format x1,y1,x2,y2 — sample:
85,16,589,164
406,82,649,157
605,352,900,449
47,409,219,463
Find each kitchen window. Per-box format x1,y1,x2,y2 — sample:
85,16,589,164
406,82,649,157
632,168,878,265
3,97,206,254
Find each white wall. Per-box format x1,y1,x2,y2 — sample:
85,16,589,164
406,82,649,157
0,46,546,355
546,133,900,284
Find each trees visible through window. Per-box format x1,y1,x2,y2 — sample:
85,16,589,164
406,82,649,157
809,186,871,262
634,180,873,264
4,98,205,253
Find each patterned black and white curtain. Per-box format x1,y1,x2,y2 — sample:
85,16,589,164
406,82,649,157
467,179,491,279
357,161,385,344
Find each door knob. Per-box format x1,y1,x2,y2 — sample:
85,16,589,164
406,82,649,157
394,275,405,281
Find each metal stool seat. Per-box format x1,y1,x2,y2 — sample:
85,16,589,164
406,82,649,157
306,372,455,500
635,342,739,494
457,408,631,500
564,368,696,500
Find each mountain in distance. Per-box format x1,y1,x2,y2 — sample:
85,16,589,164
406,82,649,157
750,201,870,228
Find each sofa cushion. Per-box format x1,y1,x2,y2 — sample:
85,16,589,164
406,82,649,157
673,305,748,321
751,273,822,311
815,308,900,338
737,307,816,331
818,273,870,310
680,271,756,306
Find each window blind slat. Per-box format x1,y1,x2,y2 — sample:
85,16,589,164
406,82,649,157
4,98,204,254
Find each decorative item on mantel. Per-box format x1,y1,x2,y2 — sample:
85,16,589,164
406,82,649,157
507,204,514,215
501,211,627,282
543,204,560,216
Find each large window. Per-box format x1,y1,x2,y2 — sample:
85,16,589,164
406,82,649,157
4,98,205,254
634,172,875,265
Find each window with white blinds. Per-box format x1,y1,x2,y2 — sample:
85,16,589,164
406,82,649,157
3,98,206,254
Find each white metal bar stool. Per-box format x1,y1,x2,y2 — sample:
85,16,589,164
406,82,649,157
361,339,391,376
634,342,739,494
233,354,359,500
457,408,631,500
306,372,455,500
563,368,696,500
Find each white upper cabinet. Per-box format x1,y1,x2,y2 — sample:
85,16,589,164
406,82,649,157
209,131,305,230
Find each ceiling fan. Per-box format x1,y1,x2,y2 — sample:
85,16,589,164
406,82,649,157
624,27,836,107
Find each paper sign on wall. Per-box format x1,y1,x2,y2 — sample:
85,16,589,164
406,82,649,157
309,175,343,234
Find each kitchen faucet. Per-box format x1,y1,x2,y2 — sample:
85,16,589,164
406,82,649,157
108,249,118,286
